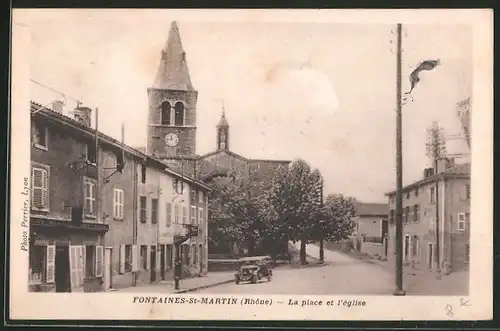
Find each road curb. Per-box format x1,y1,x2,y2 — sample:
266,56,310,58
174,279,234,294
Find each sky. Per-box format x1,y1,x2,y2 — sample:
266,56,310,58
28,11,472,203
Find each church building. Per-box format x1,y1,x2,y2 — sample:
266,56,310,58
145,21,290,189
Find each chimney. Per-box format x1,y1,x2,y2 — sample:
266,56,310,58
73,106,92,127
52,100,64,114
423,167,434,179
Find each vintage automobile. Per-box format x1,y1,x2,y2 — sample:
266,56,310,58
234,256,273,285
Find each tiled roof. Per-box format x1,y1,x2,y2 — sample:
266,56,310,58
355,202,388,217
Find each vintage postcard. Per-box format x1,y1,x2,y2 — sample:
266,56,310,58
10,9,493,321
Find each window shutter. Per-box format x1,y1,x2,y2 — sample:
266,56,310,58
119,190,124,219
69,246,79,290
119,244,125,274
32,168,43,208
95,246,104,277
80,246,86,285
146,246,151,270
166,203,172,227
45,245,55,283
41,169,49,208
132,245,139,272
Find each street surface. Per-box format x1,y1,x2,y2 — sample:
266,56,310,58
195,243,394,295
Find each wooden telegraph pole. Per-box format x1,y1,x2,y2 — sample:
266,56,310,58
393,23,405,296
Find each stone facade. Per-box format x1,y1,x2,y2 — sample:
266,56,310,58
386,160,470,273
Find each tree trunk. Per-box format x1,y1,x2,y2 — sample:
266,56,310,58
319,237,324,263
300,238,308,265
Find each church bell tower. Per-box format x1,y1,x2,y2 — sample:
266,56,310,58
147,21,198,160
216,110,229,151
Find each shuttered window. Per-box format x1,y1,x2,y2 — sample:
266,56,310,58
182,206,188,224
32,166,49,211
83,177,96,217
140,196,147,223
458,213,466,231
174,204,180,224
46,245,55,283
191,206,197,225
198,207,204,224
166,202,172,227
69,245,85,292
95,246,103,277
113,189,124,220
151,198,158,224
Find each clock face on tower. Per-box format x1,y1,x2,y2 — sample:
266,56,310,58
165,133,179,147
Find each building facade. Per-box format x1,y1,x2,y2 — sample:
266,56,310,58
386,159,470,273
142,21,291,256
352,203,389,258
29,101,210,292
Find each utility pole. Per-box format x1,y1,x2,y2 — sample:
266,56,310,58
393,23,405,296
426,121,447,277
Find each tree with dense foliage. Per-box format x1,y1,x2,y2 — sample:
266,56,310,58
259,159,324,264
207,168,267,255
317,193,357,259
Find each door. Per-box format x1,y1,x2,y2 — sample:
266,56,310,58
160,245,165,280
404,235,410,261
103,247,112,291
199,244,203,274
150,245,156,283
55,246,70,292
427,243,433,269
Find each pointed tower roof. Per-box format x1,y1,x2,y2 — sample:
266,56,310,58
217,109,229,128
153,21,194,91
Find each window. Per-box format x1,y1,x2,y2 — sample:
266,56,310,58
198,191,204,203
29,245,47,284
429,187,435,203
465,184,471,200
85,142,97,164
141,164,146,183
389,210,395,225
191,206,197,225
182,206,188,224
411,235,419,257
414,205,420,222
113,189,124,220
415,187,419,197
174,102,184,126
198,207,204,225
83,177,96,217
166,202,172,227
190,188,196,202
151,198,158,224
31,165,49,211
406,191,410,199
458,213,466,231
140,245,148,269
404,206,410,223
85,246,96,278
32,121,48,150
161,101,171,125
429,215,436,232
174,204,180,224
465,244,470,263
140,196,147,223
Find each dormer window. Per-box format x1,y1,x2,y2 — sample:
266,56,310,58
174,102,184,126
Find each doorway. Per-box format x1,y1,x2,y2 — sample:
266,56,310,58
427,243,434,269
404,235,410,261
104,247,112,291
160,245,165,281
55,246,70,292
150,245,157,283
